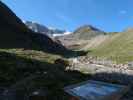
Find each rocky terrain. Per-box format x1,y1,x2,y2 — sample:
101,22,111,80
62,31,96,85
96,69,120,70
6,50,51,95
68,56,133,99
24,21,70,37
24,21,53,37
56,25,106,49
72,25,106,40
69,56,133,81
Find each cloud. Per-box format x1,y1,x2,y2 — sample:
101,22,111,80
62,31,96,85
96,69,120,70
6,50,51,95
119,10,127,14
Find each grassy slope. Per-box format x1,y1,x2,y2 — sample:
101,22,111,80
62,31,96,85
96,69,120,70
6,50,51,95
0,49,60,86
0,48,89,100
89,31,133,63
0,49,59,63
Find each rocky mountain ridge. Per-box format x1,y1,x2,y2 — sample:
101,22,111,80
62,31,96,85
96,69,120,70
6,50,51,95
24,21,71,37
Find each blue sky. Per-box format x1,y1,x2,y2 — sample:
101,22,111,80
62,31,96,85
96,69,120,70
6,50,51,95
2,0,133,32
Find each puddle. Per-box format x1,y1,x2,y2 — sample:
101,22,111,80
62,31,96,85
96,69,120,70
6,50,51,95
64,80,128,100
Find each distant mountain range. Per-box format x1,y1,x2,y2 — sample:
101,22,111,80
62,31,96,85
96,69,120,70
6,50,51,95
56,25,106,49
58,25,106,40
1,0,133,64
23,18,133,63
24,21,71,37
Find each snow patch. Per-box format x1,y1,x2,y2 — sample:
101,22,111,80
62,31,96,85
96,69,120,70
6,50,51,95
53,31,71,37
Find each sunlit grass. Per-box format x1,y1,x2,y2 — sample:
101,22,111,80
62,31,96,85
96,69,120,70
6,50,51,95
88,31,133,63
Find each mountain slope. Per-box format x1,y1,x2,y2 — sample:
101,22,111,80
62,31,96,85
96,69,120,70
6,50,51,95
89,30,133,63
24,21,68,37
60,25,106,41
72,25,106,40
24,21,52,36
0,1,68,54
56,25,106,49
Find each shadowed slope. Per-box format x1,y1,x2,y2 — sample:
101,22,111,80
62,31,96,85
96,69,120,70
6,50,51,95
0,1,69,56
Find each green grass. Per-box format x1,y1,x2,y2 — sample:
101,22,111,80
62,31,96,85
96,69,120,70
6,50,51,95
0,49,60,63
0,49,61,86
0,48,90,100
0,48,89,97
89,31,133,63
